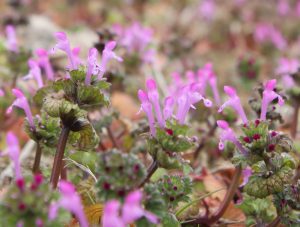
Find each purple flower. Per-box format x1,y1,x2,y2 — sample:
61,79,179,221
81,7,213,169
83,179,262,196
24,59,44,88
114,22,154,63
52,32,80,70
35,48,54,80
276,58,299,88
98,41,123,80
217,120,247,154
85,48,100,85
198,0,216,21
197,63,221,105
163,96,175,121
138,89,156,136
146,79,165,127
102,201,125,227
254,23,286,50
49,180,88,227
0,89,4,96
277,0,290,16
102,190,158,227
6,89,35,129
260,79,284,121
5,25,18,53
218,86,248,124
0,132,22,181
176,83,212,125
276,58,299,75
240,167,252,187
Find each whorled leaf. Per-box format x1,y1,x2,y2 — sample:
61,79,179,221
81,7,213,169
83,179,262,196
244,166,294,198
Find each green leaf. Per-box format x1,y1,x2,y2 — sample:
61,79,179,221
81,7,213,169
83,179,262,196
162,213,180,227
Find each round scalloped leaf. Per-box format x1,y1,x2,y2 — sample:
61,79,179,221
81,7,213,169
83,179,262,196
77,84,107,106
244,166,294,198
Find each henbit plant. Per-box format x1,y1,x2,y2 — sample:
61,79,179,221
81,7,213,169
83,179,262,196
183,79,299,226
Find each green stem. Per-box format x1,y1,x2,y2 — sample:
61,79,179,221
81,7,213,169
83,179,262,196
32,142,42,174
50,126,70,188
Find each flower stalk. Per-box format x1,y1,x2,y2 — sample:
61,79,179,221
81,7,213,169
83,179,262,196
50,126,70,188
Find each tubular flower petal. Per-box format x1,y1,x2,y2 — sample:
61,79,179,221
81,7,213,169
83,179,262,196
102,190,158,227
52,32,80,70
35,48,54,80
98,41,123,80
163,96,175,121
260,79,284,121
24,59,44,88
218,86,248,124
5,25,18,53
138,90,156,136
85,48,100,85
6,89,35,129
217,120,247,154
146,79,165,127
48,180,88,227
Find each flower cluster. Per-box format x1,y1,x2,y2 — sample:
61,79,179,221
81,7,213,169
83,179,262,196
113,22,155,63
254,23,286,50
139,78,212,136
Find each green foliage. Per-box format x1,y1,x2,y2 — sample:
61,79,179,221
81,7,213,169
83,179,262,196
0,175,71,227
237,194,276,226
96,149,146,201
157,175,192,209
244,165,293,198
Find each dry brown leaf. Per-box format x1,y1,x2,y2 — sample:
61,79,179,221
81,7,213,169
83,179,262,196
111,92,141,120
203,173,227,200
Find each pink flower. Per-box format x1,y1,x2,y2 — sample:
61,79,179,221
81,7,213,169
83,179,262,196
1,132,22,181
254,23,287,50
115,22,154,63
260,79,284,121
0,89,4,96
102,190,158,227
217,120,247,154
138,89,156,136
277,0,290,16
52,32,80,70
276,58,299,88
198,0,216,21
218,86,248,124
197,63,221,105
49,180,88,227
35,48,54,80
276,58,299,75
102,201,125,227
24,59,44,88
5,25,18,53
163,96,175,121
176,83,212,125
98,41,123,80
146,79,165,127
85,48,100,85
240,167,252,187
6,89,35,129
